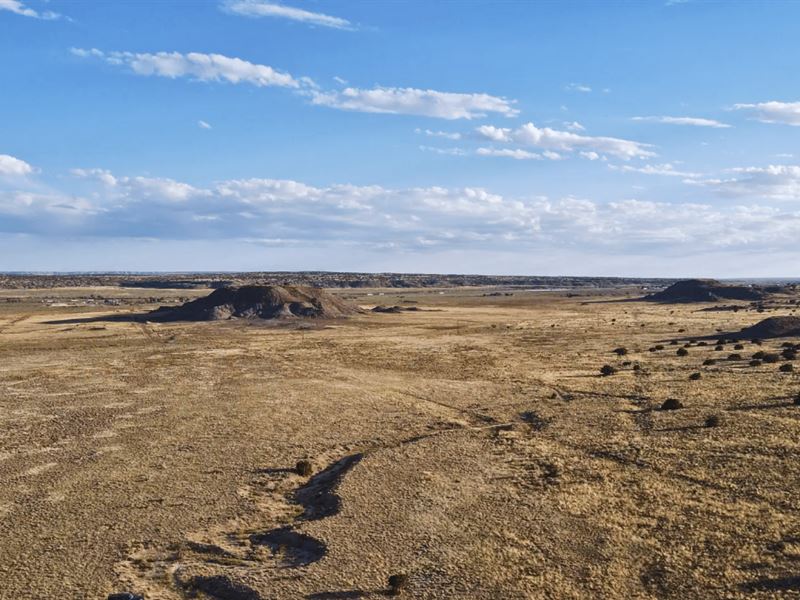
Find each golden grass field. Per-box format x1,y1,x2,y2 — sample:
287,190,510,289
1,286,799,599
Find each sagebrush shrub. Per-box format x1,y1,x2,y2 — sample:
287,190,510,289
295,460,313,477
661,398,683,410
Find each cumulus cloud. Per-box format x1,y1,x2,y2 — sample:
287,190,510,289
476,147,544,160
0,0,61,19
5,165,800,259
608,162,701,178
415,128,462,140
564,121,585,132
475,122,655,160
419,146,468,156
221,0,353,30
691,165,800,200
733,101,800,126
310,87,519,120
71,48,302,88
632,116,731,128
73,48,518,121
0,154,34,177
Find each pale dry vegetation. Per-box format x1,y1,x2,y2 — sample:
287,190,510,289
0,286,799,599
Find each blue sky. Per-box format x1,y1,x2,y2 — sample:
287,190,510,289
1,0,800,275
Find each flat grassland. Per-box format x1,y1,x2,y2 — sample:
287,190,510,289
1,287,798,599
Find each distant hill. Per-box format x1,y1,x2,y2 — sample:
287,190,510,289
643,279,765,303
737,316,800,339
150,285,361,321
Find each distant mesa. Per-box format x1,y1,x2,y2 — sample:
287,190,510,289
150,285,361,321
643,279,764,303
737,316,800,339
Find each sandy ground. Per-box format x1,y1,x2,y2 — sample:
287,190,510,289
1,287,799,599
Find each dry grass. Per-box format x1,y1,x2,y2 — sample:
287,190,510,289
1,286,799,599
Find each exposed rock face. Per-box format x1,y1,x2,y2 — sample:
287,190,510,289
644,279,764,303
737,316,800,339
151,285,360,321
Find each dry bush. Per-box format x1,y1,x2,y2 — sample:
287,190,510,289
600,365,617,376
388,574,409,596
780,363,794,373
661,398,683,411
704,414,721,428
295,460,313,477
677,348,689,357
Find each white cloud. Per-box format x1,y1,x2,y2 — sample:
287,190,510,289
565,83,592,93
419,146,468,156
580,151,600,161
0,154,34,177
0,0,61,19
475,122,655,160
632,115,731,128
476,147,543,160
74,48,518,121
5,165,800,259
609,162,701,178
415,128,462,140
733,101,800,126
198,120,212,129
221,0,353,30
310,87,519,120
691,165,800,200
564,121,585,132
72,168,203,202
71,48,302,89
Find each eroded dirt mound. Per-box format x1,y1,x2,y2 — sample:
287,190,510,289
738,316,800,339
151,285,360,321
644,279,764,303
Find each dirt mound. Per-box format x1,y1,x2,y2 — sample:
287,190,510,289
151,285,360,321
644,279,764,303
737,316,800,339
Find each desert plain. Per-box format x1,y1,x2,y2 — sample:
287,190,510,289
1,283,799,599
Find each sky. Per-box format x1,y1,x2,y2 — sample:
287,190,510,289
1,0,800,276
